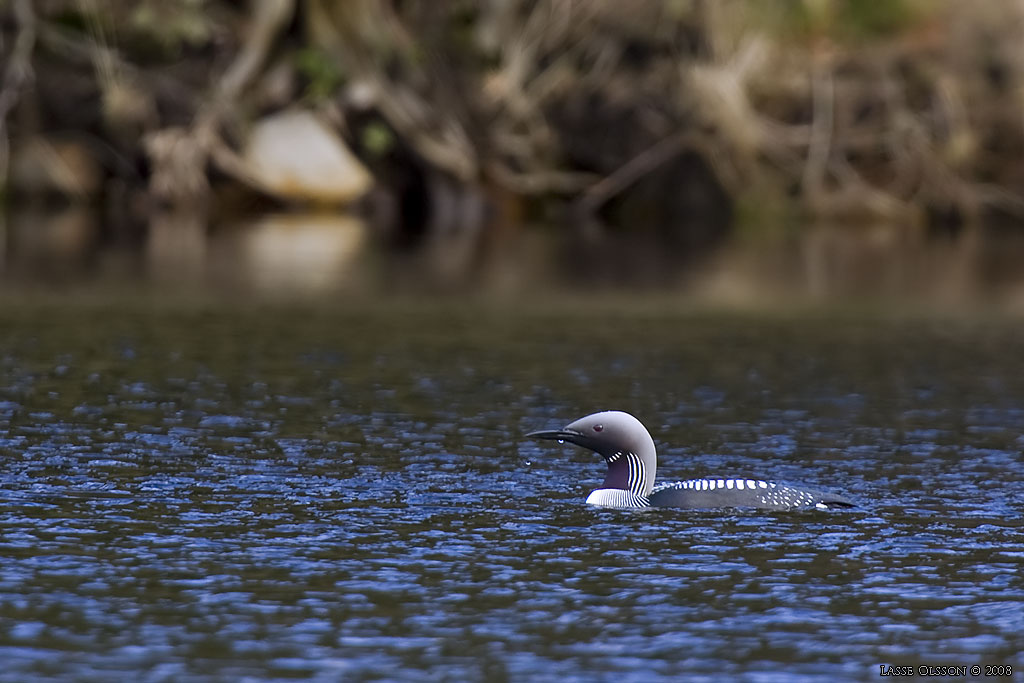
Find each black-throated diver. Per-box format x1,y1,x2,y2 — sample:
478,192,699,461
528,410,854,510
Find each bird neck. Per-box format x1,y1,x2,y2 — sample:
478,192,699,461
601,450,655,496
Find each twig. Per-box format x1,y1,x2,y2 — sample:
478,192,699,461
212,0,293,113
575,133,692,215
486,161,597,195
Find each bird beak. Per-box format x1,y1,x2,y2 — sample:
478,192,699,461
527,428,587,446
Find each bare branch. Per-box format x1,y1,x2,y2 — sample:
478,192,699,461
0,0,37,190
801,60,834,201
146,0,295,203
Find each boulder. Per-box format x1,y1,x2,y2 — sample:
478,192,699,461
241,109,372,204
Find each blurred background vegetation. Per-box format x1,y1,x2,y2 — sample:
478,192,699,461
3,0,1024,304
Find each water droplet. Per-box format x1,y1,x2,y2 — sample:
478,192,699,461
556,439,565,444
524,459,531,467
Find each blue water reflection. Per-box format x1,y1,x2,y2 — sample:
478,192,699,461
0,308,1021,681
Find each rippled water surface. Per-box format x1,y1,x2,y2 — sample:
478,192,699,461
0,303,1022,681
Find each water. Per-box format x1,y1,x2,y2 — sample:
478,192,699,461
0,302,1021,681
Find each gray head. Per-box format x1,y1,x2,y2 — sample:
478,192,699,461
528,410,657,496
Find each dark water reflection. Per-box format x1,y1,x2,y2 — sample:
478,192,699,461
0,305,1021,681
12,205,1024,304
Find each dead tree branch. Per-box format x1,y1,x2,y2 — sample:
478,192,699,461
146,0,295,204
0,0,37,191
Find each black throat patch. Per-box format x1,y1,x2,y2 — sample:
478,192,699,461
601,452,631,490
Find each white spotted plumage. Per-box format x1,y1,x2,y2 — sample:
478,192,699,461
647,478,837,509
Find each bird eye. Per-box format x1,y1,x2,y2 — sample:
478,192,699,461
593,424,603,432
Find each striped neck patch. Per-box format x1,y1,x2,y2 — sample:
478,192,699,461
586,488,652,508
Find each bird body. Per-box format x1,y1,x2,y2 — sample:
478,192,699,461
529,411,854,510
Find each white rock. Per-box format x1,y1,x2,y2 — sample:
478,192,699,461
242,110,372,204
